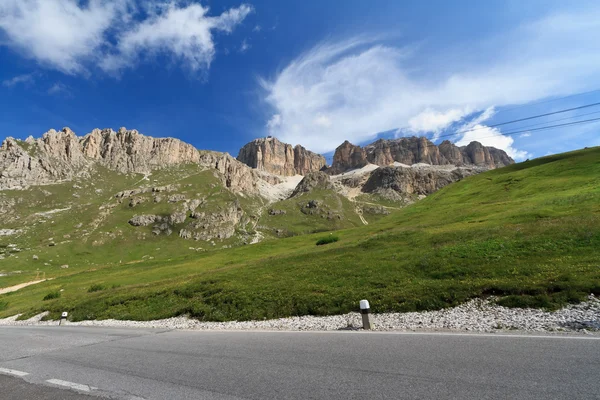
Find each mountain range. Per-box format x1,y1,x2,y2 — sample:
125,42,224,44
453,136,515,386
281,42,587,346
0,127,513,271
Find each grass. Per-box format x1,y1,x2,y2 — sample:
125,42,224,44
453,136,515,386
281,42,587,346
0,147,599,321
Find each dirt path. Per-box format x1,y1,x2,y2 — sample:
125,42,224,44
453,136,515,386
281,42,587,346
358,212,369,225
0,279,48,295
357,200,403,210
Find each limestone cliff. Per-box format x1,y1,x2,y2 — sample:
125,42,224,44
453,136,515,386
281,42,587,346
362,165,481,197
329,141,368,175
81,127,200,173
237,137,325,176
0,127,260,194
328,137,514,173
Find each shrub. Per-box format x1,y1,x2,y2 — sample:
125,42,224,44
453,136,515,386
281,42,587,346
88,284,106,293
316,235,339,246
43,291,61,301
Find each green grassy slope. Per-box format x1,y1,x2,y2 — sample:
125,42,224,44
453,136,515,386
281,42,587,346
1,147,599,321
260,189,364,236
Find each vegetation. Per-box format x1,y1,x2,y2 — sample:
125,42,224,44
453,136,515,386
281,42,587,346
88,284,106,293
42,291,61,301
316,236,339,246
0,147,599,322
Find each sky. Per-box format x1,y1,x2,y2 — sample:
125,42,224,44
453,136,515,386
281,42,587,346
1,0,600,162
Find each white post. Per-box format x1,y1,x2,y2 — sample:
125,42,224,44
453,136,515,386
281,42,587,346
359,300,372,330
59,312,68,326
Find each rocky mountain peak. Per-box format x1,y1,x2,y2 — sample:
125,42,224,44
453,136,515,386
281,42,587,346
0,128,204,190
328,137,514,173
237,137,326,176
330,140,368,174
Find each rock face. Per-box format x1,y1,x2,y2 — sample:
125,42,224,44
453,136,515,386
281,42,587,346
329,141,368,175
237,137,325,176
81,128,200,173
198,151,261,195
0,129,90,189
290,171,334,197
0,127,266,195
362,165,481,197
328,137,514,174
0,127,200,189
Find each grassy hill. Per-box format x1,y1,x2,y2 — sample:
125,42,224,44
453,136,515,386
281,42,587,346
1,147,599,321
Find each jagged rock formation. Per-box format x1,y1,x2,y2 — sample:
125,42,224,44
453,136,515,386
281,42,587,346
198,151,262,195
362,165,481,197
0,127,264,195
329,141,368,175
0,128,200,190
237,137,326,176
81,128,200,173
328,137,514,174
290,171,334,197
0,129,90,190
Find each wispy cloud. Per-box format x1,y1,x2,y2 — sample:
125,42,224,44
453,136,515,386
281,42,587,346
0,1,252,77
238,39,251,53
47,82,72,97
101,3,252,75
2,73,35,87
261,7,600,155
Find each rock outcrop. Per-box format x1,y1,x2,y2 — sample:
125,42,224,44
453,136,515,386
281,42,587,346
328,137,514,174
198,151,261,195
0,127,266,195
329,141,368,175
0,129,91,189
365,137,446,166
362,165,481,197
81,128,200,173
0,127,200,189
290,171,334,197
237,137,325,176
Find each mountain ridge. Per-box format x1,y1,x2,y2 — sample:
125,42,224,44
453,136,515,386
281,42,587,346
328,137,514,174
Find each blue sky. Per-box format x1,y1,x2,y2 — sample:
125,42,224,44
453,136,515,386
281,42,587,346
1,0,600,161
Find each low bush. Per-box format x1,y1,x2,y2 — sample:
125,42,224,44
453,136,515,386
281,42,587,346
88,284,106,293
43,291,61,301
316,235,339,246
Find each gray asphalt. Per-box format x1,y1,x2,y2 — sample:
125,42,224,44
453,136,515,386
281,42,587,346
0,326,599,400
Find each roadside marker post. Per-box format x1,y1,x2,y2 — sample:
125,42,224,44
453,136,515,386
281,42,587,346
360,300,372,330
59,312,68,326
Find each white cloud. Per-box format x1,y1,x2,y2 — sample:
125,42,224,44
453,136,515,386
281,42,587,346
0,0,131,75
0,1,252,76
253,25,262,32
520,132,532,138
408,108,471,140
261,7,600,154
455,125,530,161
266,114,282,130
47,82,71,96
313,114,333,128
239,39,251,54
2,73,35,87
101,3,252,74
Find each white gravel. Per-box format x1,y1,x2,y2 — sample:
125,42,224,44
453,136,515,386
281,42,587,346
1,295,598,334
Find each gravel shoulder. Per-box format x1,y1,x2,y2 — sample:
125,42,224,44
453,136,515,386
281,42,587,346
1,295,598,334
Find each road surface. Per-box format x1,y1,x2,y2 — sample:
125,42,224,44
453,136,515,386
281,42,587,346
0,326,598,399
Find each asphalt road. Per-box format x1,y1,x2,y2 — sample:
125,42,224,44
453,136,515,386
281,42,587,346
0,326,599,400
